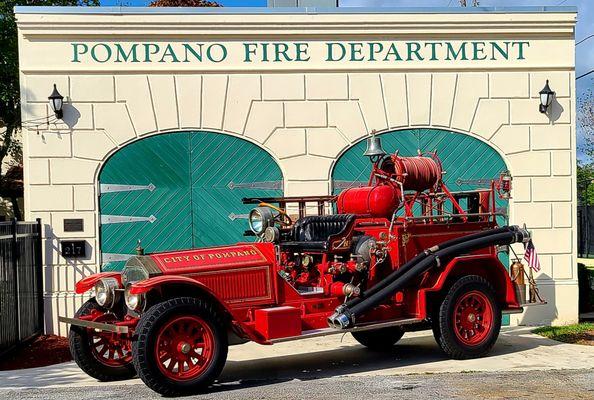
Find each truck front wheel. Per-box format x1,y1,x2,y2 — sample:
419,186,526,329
434,275,501,359
132,297,228,396
69,299,136,381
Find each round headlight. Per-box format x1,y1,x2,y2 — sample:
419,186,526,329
94,278,120,308
124,285,144,312
248,207,275,236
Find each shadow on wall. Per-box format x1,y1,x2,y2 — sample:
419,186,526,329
59,103,81,130
547,97,564,123
42,223,95,336
518,272,558,326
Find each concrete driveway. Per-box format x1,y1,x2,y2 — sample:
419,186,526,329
0,327,592,393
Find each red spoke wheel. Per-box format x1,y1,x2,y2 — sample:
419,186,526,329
453,291,493,346
133,297,228,396
433,275,501,360
155,316,215,381
88,314,133,367
69,299,136,381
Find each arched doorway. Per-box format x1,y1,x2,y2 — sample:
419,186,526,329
98,131,283,271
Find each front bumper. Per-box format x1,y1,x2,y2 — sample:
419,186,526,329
58,316,129,334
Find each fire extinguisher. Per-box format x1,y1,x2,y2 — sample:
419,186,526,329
510,260,526,305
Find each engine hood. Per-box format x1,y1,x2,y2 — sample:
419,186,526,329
126,243,276,277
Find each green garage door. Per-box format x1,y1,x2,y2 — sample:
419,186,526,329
99,131,283,271
332,128,510,324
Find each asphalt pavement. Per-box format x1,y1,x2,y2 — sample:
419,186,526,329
0,327,593,399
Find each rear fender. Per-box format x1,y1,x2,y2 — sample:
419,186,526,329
129,275,269,345
75,272,122,294
418,254,519,318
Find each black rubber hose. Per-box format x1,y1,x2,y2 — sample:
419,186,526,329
343,226,514,310
332,227,527,328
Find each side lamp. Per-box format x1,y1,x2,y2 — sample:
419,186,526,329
539,80,555,114
48,84,64,119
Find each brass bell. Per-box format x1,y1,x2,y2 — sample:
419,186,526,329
363,133,387,161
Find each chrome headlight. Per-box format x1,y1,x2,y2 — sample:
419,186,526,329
248,207,275,236
124,285,145,312
121,265,149,287
94,278,120,308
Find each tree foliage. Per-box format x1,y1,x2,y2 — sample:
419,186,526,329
149,0,221,6
0,0,99,219
577,81,594,206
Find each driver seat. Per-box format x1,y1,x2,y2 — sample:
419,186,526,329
282,214,356,252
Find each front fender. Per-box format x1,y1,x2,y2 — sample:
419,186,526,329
129,275,270,344
75,272,122,294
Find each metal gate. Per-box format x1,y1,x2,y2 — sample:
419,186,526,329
0,219,43,356
578,206,594,257
99,131,283,271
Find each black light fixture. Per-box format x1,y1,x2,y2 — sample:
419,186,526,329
48,84,64,119
539,80,555,114
363,131,387,163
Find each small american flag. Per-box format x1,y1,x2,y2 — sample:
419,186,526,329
523,240,541,272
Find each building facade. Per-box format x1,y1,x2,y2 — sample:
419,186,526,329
16,6,577,335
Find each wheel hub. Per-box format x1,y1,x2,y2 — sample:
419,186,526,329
178,342,191,355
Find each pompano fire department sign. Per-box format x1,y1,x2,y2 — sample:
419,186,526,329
71,40,530,64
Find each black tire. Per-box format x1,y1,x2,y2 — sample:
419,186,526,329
434,275,501,360
132,297,228,396
69,299,136,381
351,326,405,350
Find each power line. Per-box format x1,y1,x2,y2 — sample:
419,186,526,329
577,69,594,80
577,34,594,46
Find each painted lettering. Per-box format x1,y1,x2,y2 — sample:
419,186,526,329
446,42,468,61
91,43,112,63
71,43,88,63
472,41,487,61
326,42,346,61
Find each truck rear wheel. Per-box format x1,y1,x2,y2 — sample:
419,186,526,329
132,297,228,396
69,299,136,381
351,326,405,350
434,275,501,359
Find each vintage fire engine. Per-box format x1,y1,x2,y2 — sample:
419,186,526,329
61,135,538,396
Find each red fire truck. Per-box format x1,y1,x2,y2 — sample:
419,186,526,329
60,135,536,396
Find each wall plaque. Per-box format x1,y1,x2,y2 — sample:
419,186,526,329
64,218,84,232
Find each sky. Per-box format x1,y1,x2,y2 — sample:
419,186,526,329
98,0,593,159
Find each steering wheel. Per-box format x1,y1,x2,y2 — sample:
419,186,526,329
258,202,293,226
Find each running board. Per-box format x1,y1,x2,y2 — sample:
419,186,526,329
502,301,547,315
269,317,423,344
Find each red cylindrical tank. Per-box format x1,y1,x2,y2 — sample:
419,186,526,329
337,185,400,218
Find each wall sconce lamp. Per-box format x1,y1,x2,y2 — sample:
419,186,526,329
48,84,64,119
539,80,555,114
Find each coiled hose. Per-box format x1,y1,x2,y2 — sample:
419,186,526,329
328,225,530,329
343,226,514,311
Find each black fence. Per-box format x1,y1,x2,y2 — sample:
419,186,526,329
578,206,594,257
0,219,43,356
